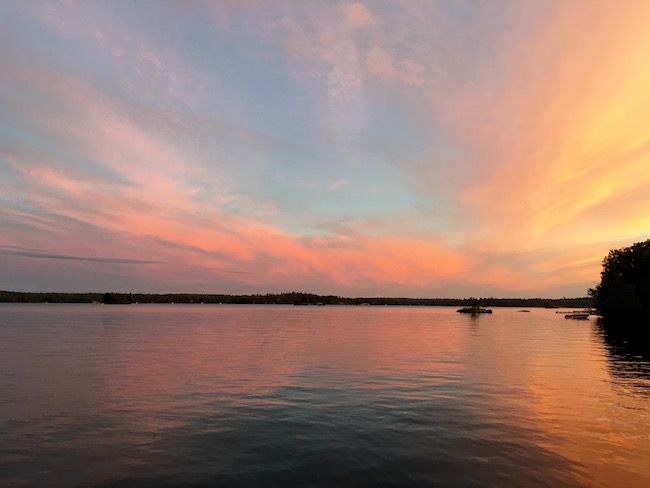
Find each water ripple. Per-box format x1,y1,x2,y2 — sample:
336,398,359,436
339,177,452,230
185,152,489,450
1,305,648,487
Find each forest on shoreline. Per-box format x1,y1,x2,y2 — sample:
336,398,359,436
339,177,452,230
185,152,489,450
0,290,592,308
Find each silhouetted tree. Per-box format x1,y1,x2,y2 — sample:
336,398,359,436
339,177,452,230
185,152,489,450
590,239,650,323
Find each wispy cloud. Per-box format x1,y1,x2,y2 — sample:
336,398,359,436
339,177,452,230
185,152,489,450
329,180,349,191
0,246,161,265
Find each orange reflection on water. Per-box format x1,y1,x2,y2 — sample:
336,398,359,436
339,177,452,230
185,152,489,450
98,306,469,432
94,305,649,486
459,309,650,487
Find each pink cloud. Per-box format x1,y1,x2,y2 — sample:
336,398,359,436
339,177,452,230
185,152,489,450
341,2,373,30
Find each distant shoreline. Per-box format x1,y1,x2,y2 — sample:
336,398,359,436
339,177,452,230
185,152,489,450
0,291,593,308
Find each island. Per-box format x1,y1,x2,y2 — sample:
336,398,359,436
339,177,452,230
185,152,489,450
457,305,493,314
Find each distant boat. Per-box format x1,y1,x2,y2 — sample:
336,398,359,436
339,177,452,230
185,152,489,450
564,312,589,320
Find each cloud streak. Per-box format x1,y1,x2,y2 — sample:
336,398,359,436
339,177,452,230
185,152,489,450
0,246,162,265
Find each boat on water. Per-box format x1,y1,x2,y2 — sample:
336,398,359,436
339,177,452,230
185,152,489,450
564,312,590,320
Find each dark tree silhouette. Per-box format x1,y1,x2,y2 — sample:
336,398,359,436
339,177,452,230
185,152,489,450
590,239,650,323
103,292,133,304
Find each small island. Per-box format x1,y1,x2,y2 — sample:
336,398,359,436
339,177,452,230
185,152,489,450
457,306,492,314
457,298,492,314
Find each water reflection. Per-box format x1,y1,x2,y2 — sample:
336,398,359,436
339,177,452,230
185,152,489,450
1,305,649,487
594,318,650,394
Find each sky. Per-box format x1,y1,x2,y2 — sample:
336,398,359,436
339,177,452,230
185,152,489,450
1,0,650,298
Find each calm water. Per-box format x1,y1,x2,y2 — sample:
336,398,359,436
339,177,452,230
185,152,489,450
1,304,649,487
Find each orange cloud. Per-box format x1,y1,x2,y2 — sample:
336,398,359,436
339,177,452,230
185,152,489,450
409,1,650,289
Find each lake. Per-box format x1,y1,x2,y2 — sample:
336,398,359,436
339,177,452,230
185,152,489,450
1,304,648,487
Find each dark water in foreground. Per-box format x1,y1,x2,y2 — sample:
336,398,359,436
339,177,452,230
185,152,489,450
1,304,649,487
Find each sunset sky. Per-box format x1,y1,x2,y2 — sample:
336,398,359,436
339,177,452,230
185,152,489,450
2,1,650,298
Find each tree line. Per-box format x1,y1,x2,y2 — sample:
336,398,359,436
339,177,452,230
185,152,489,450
0,290,592,308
